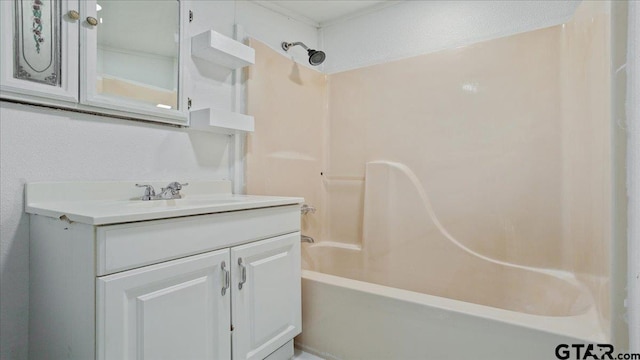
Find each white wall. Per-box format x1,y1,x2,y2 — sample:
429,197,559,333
0,1,319,359
320,0,581,74
0,102,231,359
237,1,319,68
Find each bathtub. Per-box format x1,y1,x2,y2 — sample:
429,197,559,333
296,266,605,360
294,162,607,359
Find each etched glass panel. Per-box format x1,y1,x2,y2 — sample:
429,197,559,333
13,0,61,86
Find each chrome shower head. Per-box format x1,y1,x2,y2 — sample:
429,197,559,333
281,41,326,66
307,49,326,66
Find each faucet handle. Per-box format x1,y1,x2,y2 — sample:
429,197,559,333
135,184,156,200
166,182,189,191
161,182,189,199
301,204,316,215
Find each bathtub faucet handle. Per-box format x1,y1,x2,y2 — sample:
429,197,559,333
301,204,316,215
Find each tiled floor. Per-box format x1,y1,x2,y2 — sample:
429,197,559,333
292,348,324,360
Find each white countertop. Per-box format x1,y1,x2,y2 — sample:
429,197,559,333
25,181,304,225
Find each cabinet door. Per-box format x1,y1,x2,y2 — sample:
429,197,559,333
0,0,79,103
79,0,188,124
231,233,302,360
97,249,231,360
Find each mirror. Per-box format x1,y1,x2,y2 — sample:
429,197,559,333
95,0,179,110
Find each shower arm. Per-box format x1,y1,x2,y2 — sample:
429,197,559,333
282,41,310,51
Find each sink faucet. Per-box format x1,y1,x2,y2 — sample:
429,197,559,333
158,182,189,199
135,184,156,201
136,182,189,201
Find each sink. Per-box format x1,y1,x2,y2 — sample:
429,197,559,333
24,180,304,225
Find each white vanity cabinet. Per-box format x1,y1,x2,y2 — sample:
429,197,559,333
29,201,302,360
231,235,302,360
97,249,232,360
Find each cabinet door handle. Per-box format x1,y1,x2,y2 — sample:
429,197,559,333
221,261,230,296
238,258,247,290
86,16,98,26
67,10,80,20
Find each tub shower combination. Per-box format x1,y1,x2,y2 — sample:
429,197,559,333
246,2,616,358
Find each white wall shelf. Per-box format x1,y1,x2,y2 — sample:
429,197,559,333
191,30,255,69
189,108,255,134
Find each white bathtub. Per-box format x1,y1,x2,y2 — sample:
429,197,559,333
296,269,605,360
295,161,608,359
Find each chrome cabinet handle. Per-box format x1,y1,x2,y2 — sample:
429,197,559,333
86,16,98,26
221,261,230,296
67,10,80,20
238,258,247,290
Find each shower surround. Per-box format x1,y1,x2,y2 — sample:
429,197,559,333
247,1,619,356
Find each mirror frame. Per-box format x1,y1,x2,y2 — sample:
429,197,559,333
79,0,188,125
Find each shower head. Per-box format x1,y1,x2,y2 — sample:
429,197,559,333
307,49,326,66
281,41,326,66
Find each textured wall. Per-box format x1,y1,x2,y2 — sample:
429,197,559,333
0,102,230,359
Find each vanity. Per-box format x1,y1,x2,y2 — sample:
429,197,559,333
25,181,303,360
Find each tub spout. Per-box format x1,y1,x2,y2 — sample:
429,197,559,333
301,235,315,243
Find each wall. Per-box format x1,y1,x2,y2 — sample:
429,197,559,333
320,0,580,74
0,103,231,359
237,1,319,68
557,0,613,341
326,19,570,266
627,1,640,353
328,0,612,340
187,1,320,118
0,1,319,359
245,39,327,244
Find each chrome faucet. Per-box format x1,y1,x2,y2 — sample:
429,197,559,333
135,184,156,201
136,182,189,201
158,182,189,199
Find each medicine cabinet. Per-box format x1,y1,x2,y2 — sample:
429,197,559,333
0,0,188,124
